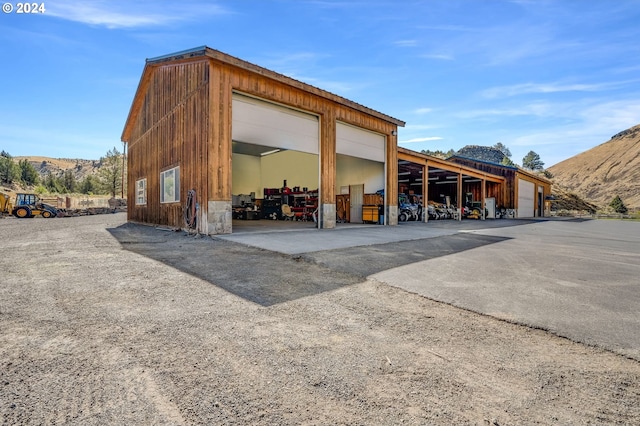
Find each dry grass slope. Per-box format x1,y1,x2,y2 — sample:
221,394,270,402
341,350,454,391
548,124,640,209
14,156,101,181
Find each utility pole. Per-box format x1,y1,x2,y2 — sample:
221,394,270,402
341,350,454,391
121,141,126,199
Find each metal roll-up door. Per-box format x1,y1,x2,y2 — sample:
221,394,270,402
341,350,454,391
232,94,319,155
517,178,535,218
336,122,385,162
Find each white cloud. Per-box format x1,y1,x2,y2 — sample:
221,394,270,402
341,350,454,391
46,0,229,29
481,81,622,99
399,137,443,143
579,100,640,133
414,108,433,115
420,53,454,61
495,99,640,166
404,124,440,131
394,40,418,47
456,102,554,119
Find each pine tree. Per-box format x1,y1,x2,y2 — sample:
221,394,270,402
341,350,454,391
63,170,77,193
44,172,65,193
0,152,20,184
79,175,97,194
493,142,512,158
522,151,545,170
609,195,628,214
500,156,516,167
18,159,39,186
97,147,124,197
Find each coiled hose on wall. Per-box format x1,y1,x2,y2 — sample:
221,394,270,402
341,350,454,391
184,189,197,229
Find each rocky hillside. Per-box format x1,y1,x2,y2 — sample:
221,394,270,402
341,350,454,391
548,124,640,209
455,145,507,164
14,156,102,181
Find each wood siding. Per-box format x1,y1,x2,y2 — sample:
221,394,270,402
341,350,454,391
460,181,502,207
450,157,551,213
449,157,518,209
127,60,210,228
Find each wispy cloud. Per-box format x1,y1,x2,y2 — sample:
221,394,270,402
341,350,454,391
394,40,419,47
414,108,433,115
404,124,440,131
420,53,454,61
257,52,360,94
400,137,443,143
490,98,640,166
46,0,230,29
418,25,477,32
261,52,328,70
456,102,554,119
481,81,622,98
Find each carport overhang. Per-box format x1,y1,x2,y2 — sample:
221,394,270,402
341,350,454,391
398,147,505,220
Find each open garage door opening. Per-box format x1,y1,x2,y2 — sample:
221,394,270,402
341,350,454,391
335,122,386,225
231,94,320,232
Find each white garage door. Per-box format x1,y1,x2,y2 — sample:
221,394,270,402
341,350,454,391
232,94,319,154
336,122,385,162
518,178,535,218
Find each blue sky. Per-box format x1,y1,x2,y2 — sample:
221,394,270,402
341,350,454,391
1,0,639,167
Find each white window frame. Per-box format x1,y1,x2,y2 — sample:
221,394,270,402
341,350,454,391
135,178,147,205
160,166,180,204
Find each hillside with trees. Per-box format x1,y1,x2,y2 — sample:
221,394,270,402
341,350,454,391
0,148,126,199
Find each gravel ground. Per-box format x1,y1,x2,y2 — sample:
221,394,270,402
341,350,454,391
1,213,639,425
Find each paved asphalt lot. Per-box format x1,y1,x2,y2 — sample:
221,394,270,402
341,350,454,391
221,218,640,361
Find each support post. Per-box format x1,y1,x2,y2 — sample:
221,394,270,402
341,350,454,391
481,178,486,220
457,173,463,221
319,109,336,229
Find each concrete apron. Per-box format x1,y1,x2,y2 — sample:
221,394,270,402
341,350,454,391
214,222,459,255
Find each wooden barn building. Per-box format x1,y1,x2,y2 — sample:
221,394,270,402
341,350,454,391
121,46,405,234
122,46,551,234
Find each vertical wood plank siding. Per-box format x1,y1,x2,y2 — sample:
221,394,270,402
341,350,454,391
449,158,517,208
449,157,550,210
127,60,209,228
208,62,232,201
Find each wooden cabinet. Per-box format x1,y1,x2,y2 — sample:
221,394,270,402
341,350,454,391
362,205,379,223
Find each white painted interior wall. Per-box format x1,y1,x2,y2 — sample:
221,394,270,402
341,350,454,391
233,151,383,197
232,150,319,196
261,150,319,191
336,154,384,194
232,153,262,195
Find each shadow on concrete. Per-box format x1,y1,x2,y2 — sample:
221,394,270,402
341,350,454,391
108,222,509,307
303,233,510,278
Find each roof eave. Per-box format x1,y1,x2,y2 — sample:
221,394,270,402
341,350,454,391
201,47,405,127
121,62,155,143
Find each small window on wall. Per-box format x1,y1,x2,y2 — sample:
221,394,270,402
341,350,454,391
136,178,147,205
160,166,180,203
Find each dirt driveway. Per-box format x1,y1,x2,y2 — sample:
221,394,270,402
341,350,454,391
1,214,639,425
